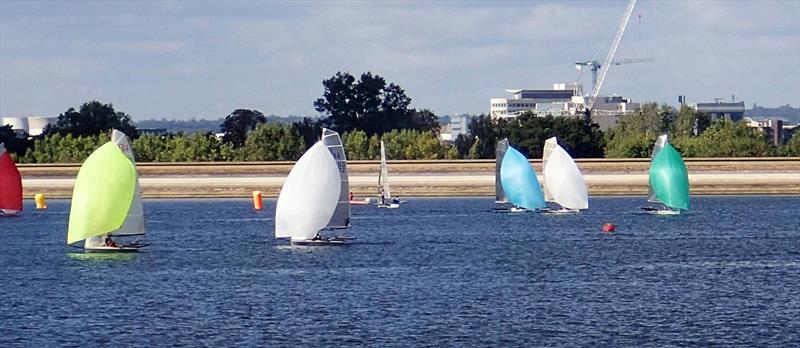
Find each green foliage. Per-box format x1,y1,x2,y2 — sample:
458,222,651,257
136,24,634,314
506,114,605,158
605,132,655,158
220,109,267,148
0,125,32,159
313,71,439,136
342,130,371,160
239,123,304,161
465,115,507,159
21,133,109,163
683,119,775,157
44,100,138,138
779,132,800,156
672,105,711,137
292,117,323,150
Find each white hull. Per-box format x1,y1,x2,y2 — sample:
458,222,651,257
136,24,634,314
0,209,21,217
84,245,144,253
290,236,353,246
540,208,580,215
377,203,400,209
641,206,681,215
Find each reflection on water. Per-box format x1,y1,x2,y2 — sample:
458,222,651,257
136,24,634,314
67,252,138,262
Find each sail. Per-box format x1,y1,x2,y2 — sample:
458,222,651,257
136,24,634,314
379,140,391,199
0,143,23,213
321,128,350,228
495,138,509,202
542,137,588,210
647,134,669,202
541,138,556,202
500,145,546,210
649,142,690,210
275,141,341,241
67,142,137,244
109,130,145,236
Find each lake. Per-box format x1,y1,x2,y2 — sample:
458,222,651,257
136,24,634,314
1,196,799,346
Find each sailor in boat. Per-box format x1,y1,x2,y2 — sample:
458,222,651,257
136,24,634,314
379,188,386,206
392,196,400,205
349,192,354,201
104,235,118,248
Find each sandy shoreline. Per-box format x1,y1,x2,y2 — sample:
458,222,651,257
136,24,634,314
22,172,800,198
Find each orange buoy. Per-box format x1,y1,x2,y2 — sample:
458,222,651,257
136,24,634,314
252,191,263,210
602,223,615,233
34,193,47,210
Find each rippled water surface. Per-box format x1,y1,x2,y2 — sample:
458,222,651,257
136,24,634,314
1,196,799,346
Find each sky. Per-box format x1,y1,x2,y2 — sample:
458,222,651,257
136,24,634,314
1,0,799,121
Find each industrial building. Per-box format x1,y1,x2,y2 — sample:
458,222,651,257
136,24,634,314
2,116,57,136
690,100,746,122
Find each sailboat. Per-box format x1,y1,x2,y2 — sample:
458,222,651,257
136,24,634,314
541,137,588,213
642,134,690,215
275,128,352,245
498,140,546,212
67,130,147,252
377,140,400,209
0,143,23,217
494,138,509,206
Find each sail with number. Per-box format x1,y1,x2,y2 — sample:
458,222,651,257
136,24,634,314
499,144,546,210
275,141,341,241
321,128,350,229
495,138,509,203
0,143,23,215
648,134,690,211
542,137,588,210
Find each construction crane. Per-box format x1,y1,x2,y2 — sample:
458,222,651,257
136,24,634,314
575,57,654,93
585,0,638,112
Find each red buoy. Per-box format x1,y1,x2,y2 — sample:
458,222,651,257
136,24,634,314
602,223,616,233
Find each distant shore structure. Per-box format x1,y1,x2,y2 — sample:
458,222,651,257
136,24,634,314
2,116,56,137
488,83,639,131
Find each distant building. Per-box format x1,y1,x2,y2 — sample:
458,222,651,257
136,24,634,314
439,114,471,142
744,117,798,145
490,83,585,118
1,116,56,136
488,83,639,131
691,100,745,122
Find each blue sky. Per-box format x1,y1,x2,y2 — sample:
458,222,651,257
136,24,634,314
1,0,798,120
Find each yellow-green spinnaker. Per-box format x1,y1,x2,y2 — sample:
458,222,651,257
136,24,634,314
67,142,137,244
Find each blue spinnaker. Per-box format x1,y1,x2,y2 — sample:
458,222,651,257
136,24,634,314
500,146,546,210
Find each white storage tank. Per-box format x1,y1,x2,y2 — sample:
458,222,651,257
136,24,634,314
2,117,29,133
27,116,57,136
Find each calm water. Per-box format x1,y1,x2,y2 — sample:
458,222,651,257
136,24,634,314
1,196,799,346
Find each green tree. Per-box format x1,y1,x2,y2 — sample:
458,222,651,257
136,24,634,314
43,100,138,138
0,125,32,158
688,119,774,157
504,114,604,158
220,109,267,148
313,71,439,136
779,132,800,156
466,114,507,159
292,117,323,150
22,133,109,163
342,130,370,160
240,123,305,161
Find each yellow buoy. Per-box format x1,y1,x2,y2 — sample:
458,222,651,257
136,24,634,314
34,193,47,210
252,191,263,210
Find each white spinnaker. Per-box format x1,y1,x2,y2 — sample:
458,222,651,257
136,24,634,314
275,141,341,241
109,129,145,237
542,138,588,210
648,134,669,203
379,141,391,199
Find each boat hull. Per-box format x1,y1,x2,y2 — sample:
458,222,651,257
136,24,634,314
291,237,352,246
377,203,400,209
0,209,21,217
84,245,143,253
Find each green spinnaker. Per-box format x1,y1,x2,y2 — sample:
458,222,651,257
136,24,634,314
648,143,690,210
67,142,137,244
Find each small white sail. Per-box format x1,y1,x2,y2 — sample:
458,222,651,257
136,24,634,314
321,128,350,228
109,130,145,237
379,140,392,199
275,141,342,241
542,137,588,210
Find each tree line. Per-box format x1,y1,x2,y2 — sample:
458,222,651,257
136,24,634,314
2,71,798,163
